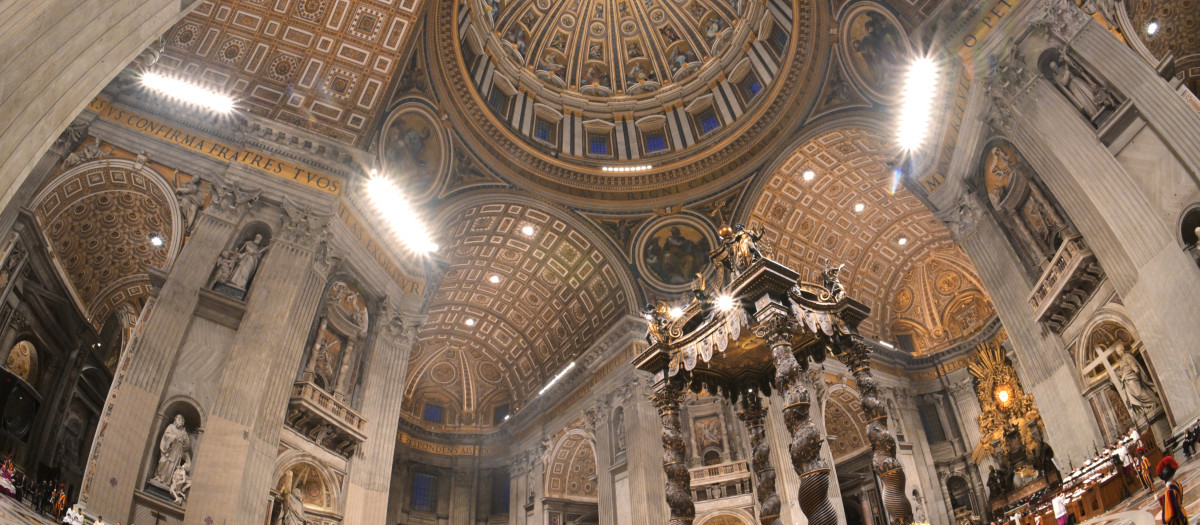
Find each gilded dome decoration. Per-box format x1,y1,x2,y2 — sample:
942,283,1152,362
435,0,824,205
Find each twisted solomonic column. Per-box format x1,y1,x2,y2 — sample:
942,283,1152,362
737,393,781,525
844,336,913,525
652,377,695,525
757,316,838,525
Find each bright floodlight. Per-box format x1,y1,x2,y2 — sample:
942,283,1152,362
149,234,164,247
854,203,865,213
141,72,234,113
489,275,501,284
521,225,535,236
1147,21,1158,35
897,236,908,246
715,295,735,311
464,318,476,327
897,56,938,152
365,176,439,253
538,361,577,396
802,170,815,181
668,306,684,319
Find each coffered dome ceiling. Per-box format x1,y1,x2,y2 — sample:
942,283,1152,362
434,0,824,205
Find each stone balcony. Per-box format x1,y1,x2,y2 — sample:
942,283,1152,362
690,460,754,507
285,380,368,458
1027,235,1105,333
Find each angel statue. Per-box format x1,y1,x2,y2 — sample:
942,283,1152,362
821,261,846,302
690,272,709,303
716,224,765,277
643,301,673,345
174,172,206,234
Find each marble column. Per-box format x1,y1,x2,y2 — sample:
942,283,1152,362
1007,70,1200,429
0,0,197,213
185,214,326,524
80,203,240,518
590,399,617,525
625,380,670,523
950,197,1100,465
342,306,419,523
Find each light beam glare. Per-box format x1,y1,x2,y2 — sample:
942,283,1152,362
365,176,439,254
141,72,235,113
897,56,939,152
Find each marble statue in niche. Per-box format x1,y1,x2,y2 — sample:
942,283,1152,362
613,407,626,453
1044,50,1117,124
274,470,307,525
169,460,192,505
227,234,268,290
911,488,927,523
152,415,192,488
1108,343,1161,419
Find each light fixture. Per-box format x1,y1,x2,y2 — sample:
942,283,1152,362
878,340,895,349
715,295,735,311
538,361,577,396
897,56,939,152
504,414,511,421
602,165,652,172
854,203,865,213
802,170,815,181
149,234,164,247
365,176,439,253
141,72,235,113
897,236,908,246
489,274,501,284
370,168,378,176
464,318,476,327
1147,21,1159,35
668,306,684,319
521,225,535,236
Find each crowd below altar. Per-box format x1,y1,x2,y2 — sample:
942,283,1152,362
0,454,115,524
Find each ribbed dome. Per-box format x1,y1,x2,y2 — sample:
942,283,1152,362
486,0,745,97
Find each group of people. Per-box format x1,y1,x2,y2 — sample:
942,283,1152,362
0,454,118,524
1179,420,1200,458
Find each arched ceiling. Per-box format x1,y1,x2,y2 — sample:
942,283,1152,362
156,0,424,146
545,430,599,500
402,199,635,428
747,127,952,339
824,387,868,462
888,246,995,356
32,160,177,329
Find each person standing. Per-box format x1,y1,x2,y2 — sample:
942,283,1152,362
1156,456,1188,525
1135,451,1154,492
1052,494,1068,525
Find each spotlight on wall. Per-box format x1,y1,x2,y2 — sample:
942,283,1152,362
715,295,735,311
802,170,815,181
489,274,501,284
668,306,684,319
897,56,939,152
1146,21,1159,35
141,72,235,113
149,234,164,247
538,361,577,396
464,318,476,327
521,225,535,236
365,176,439,253
854,203,865,213
897,236,908,246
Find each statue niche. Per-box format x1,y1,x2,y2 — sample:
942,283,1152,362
1038,48,1119,127
145,411,199,506
212,228,271,301
270,464,340,525
301,280,369,401
979,141,1074,272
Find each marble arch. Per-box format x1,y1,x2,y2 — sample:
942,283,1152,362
29,157,182,328
544,428,599,501
694,508,756,525
271,453,345,515
822,384,871,463
1074,305,1144,380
